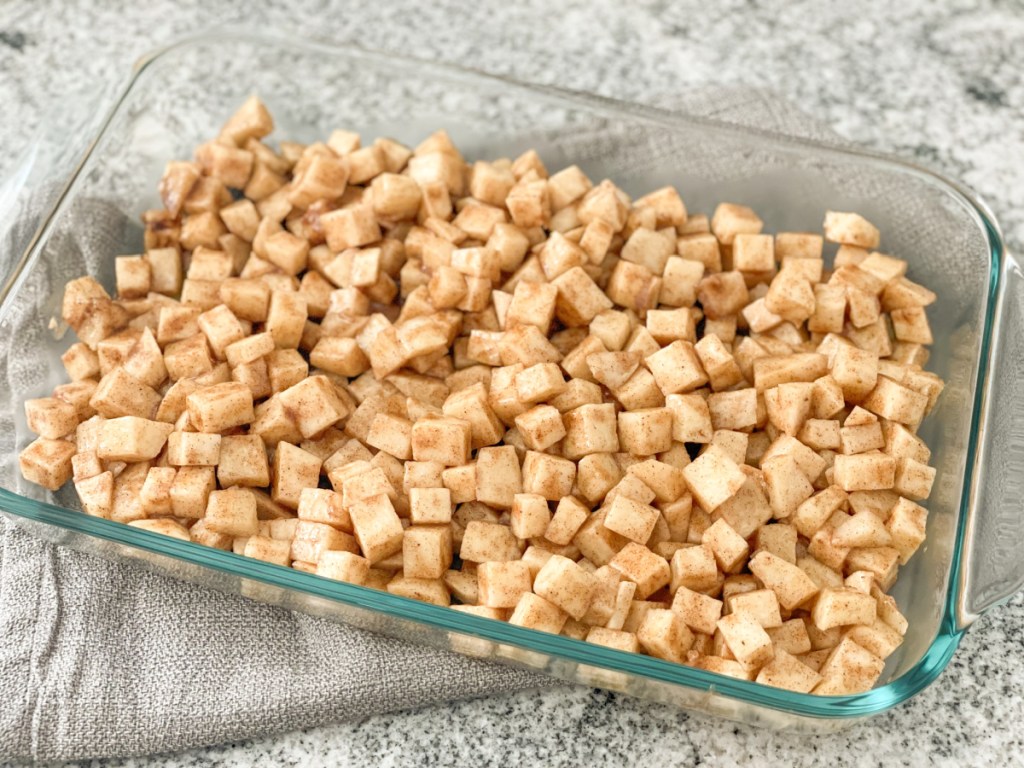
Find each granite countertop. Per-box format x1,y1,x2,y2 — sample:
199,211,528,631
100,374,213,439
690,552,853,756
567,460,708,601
1,1,1022,765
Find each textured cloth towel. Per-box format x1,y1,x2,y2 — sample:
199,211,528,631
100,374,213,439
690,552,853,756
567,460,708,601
0,86,830,763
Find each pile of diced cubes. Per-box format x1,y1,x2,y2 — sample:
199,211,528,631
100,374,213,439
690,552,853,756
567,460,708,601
19,97,943,695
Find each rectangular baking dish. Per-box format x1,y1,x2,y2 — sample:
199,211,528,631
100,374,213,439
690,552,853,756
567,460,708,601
0,31,1020,732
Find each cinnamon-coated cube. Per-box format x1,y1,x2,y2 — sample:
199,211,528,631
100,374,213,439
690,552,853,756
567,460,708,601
507,493,549,539
792,485,848,538
291,519,358,563
676,234,721,276
710,203,763,246
218,95,273,146
467,161,516,208
584,626,639,653
505,280,558,333
216,434,269,488
385,575,450,606
322,205,382,252
664,393,713,444
892,457,935,501
697,271,749,320
748,550,819,610
609,543,670,599
316,551,370,585
861,376,928,426
637,608,694,663
204,487,258,537
94,416,170,462
732,233,775,273
474,445,522,509
265,290,308,349
185,382,254,433
115,255,151,299
756,649,822,692
885,497,927,564
90,367,162,420
823,211,880,249
514,362,566,404
297,488,351,531
516,446,572,498
586,350,640,391
239,535,291,567
811,587,877,631
348,493,404,564
336,465,396,509
539,495,587,546
577,181,628,232
605,261,662,315
727,589,783,628
409,486,454,525
24,397,79,440
271,442,322,510
604,495,660,544
262,230,309,276
514,405,567,452
164,466,214,519
363,413,412,461
74,468,115,518
488,223,531,272
569,454,614,507
659,258,705,310
546,165,592,210
694,334,743,392
577,218,612,264
475,561,532,610
403,525,453,579
509,592,567,634
309,337,369,377
764,270,815,324
165,430,220,466
717,611,774,668
62,342,101,382
682,446,745,513
276,375,348,439
621,227,674,275
700,518,748,573
534,554,598,620
460,520,522,563
134,466,174,516
645,307,696,345
617,408,674,456
762,454,815,518
633,187,686,230
753,353,828,391
671,586,723,635
19,437,75,491
832,453,896,492
219,278,270,323
588,310,632,353
505,179,551,229
562,403,619,460
551,266,614,327
440,464,475,504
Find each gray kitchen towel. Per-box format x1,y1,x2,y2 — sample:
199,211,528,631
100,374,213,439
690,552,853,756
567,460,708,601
0,86,833,764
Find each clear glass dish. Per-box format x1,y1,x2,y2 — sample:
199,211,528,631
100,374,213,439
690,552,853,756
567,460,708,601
0,31,1020,732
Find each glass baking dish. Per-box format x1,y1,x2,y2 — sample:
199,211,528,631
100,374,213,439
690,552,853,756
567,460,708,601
0,31,1020,732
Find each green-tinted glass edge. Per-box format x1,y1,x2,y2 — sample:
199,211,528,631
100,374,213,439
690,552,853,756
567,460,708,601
0,29,1005,720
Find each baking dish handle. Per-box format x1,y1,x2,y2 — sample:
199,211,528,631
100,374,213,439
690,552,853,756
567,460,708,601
957,246,1024,627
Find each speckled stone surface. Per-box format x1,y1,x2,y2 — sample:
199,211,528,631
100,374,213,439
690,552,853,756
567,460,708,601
1,0,1023,765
